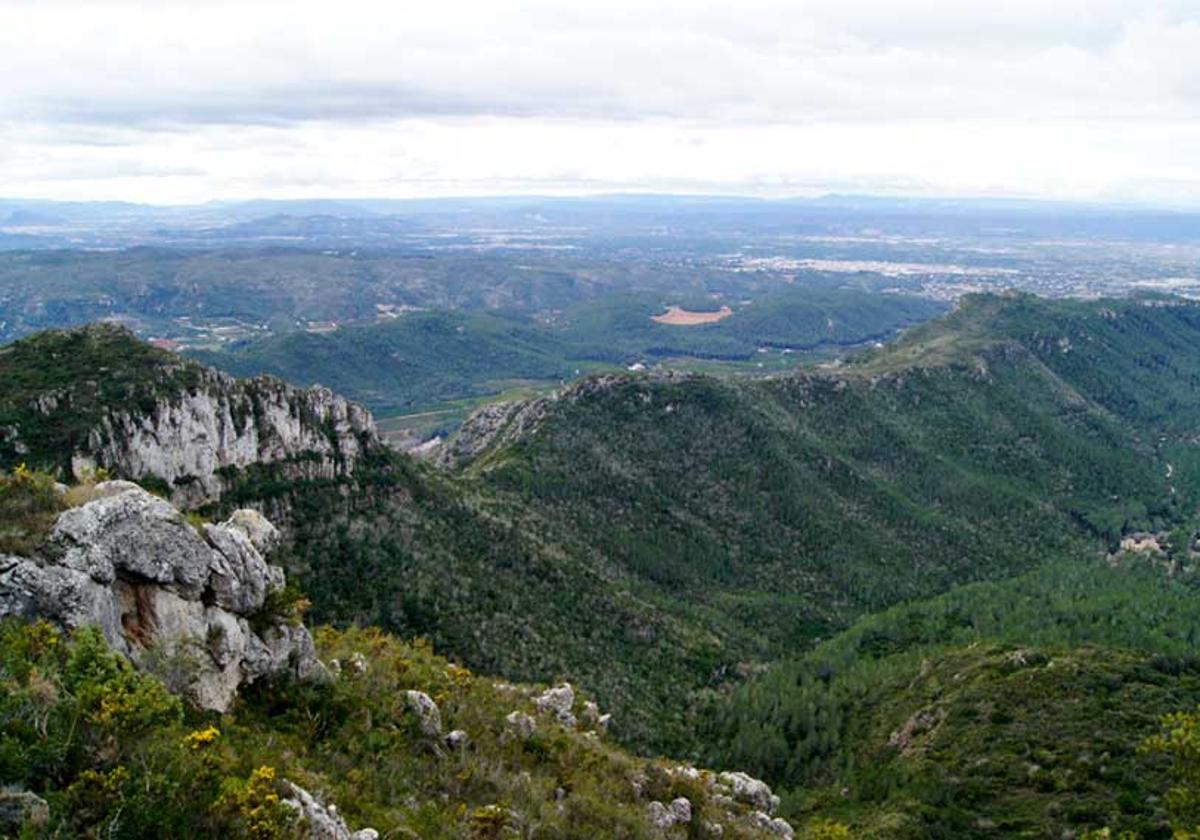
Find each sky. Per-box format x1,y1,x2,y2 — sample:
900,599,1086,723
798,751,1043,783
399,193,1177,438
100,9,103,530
3,0,1200,205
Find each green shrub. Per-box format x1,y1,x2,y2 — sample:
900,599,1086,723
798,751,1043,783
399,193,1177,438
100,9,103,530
0,465,64,554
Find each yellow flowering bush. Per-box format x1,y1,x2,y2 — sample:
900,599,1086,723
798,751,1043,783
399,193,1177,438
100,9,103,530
183,725,222,749
215,766,296,840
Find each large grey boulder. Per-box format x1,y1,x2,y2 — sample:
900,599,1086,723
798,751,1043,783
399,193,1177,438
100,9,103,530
203,521,285,614
717,771,782,815
49,484,212,597
0,482,324,712
222,508,281,554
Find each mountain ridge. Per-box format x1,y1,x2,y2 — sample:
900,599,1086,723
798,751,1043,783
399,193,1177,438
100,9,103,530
0,322,380,507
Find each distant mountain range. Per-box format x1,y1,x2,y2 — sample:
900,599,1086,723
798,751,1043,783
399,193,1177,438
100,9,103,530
3,193,1200,249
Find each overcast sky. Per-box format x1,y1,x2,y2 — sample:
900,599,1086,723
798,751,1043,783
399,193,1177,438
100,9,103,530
3,0,1200,204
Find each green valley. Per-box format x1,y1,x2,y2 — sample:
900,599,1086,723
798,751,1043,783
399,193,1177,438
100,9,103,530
190,289,945,418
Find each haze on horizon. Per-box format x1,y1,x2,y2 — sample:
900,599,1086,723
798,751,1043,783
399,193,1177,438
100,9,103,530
3,0,1200,207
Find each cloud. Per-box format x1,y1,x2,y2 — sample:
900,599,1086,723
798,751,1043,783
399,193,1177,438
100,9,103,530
5,0,1200,126
2,0,1200,202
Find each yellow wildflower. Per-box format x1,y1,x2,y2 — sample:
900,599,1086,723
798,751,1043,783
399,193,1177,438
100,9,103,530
183,725,221,749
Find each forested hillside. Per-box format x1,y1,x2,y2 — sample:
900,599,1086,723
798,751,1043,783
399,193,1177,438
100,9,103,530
703,557,1200,836
192,290,944,415
202,293,1200,761
7,293,1200,837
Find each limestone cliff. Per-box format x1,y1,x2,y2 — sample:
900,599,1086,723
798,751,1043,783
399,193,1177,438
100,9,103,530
0,481,325,711
81,373,377,507
0,323,380,507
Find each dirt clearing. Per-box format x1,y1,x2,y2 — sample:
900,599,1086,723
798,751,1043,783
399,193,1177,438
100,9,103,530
651,305,734,325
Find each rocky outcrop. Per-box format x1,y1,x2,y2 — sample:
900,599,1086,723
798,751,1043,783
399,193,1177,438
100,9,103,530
642,764,792,837
752,811,795,837
718,771,782,815
534,682,576,726
83,374,378,507
437,399,545,468
405,690,442,737
648,797,693,829
282,781,378,840
0,481,325,712
440,372,700,469
2,323,379,508
504,710,537,740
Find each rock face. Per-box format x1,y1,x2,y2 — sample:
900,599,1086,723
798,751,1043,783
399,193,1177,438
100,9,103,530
84,374,378,507
0,481,325,712
1,323,379,509
436,399,544,468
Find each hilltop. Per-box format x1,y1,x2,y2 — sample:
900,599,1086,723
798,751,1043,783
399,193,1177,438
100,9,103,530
0,323,379,506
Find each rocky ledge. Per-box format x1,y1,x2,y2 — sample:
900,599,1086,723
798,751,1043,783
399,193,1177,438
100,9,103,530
0,480,325,711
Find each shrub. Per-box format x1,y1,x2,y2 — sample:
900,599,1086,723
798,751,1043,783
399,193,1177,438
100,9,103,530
0,464,64,554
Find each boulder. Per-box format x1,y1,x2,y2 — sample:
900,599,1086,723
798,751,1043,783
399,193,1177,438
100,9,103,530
581,699,612,731
203,521,284,614
222,508,281,554
752,811,795,838
718,771,781,815
647,797,693,830
0,482,324,712
0,790,48,834
535,682,576,726
48,484,212,597
281,780,378,840
669,797,692,824
647,801,675,829
505,711,537,740
404,690,442,737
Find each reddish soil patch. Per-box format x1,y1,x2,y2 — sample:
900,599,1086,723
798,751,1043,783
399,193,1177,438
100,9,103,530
651,305,734,325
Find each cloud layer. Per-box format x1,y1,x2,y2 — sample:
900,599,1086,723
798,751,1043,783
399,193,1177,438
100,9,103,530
3,0,1200,202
